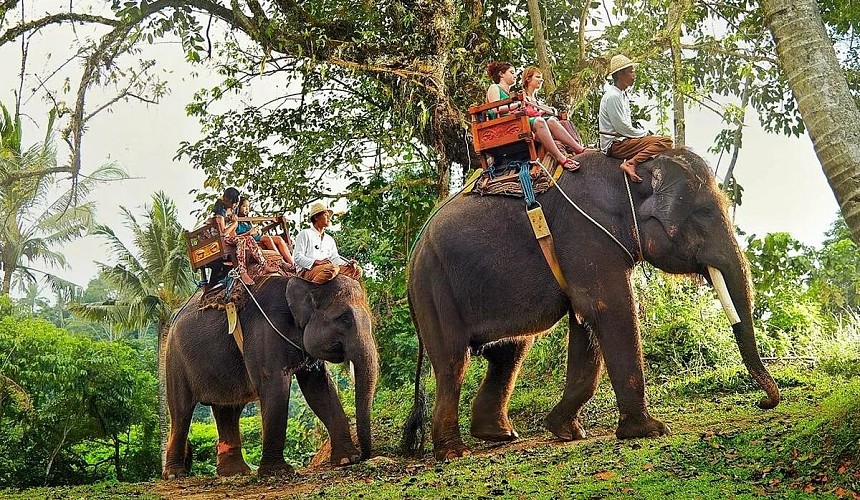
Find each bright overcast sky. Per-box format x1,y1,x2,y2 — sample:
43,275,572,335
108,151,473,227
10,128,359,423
0,3,841,292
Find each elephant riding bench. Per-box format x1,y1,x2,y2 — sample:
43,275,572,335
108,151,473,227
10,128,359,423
185,214,293,289
402,148,780,460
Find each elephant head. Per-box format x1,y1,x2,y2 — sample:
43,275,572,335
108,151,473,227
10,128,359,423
636,150,780,409
286,275,378,458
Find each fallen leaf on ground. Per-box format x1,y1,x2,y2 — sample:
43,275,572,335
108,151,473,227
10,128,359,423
594,471,616,481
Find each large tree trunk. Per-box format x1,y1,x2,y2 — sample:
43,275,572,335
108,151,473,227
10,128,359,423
157,322,168,469
527,0,556,94
761,0,860,245
1,266,11,296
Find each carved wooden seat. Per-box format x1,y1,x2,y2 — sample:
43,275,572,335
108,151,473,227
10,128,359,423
185,215,292,288
468,92,538,170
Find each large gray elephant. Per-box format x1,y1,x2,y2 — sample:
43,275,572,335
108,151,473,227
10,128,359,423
162,275,377,479
402,150,780,460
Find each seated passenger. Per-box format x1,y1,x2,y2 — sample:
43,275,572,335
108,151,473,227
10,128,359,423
212,187,269,286
599,54,673,182
485,61,578,170
235,197,296,273
293,202,362,284
522,66,594,156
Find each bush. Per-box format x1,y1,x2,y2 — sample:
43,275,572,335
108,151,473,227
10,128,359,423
635,269,739,375
0,313,157,487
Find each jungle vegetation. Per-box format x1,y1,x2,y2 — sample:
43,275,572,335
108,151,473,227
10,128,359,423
0,0,858,497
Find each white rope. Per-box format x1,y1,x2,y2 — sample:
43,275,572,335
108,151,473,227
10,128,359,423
230,270,306,355
623,174,644,261
537,163,637,265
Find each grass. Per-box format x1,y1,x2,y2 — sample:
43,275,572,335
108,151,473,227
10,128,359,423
4,365,859,499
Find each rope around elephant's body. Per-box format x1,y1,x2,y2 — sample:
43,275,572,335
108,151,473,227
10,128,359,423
623,174,644,261
233,270,306,355
538,162,639,265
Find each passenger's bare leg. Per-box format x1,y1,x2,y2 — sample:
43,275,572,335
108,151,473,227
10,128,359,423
532,118,569,163
547,117,584,154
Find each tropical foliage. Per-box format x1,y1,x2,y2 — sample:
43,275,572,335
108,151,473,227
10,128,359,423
0,296,157,487
0,101,127,295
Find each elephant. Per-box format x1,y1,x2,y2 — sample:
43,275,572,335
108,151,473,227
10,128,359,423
402,149,780,460
161,274,378,479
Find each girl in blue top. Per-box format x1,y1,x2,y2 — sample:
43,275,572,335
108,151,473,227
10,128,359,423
235,198,296,272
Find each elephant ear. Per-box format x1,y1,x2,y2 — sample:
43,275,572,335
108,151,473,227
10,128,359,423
286,278,320,328
638,156,695,240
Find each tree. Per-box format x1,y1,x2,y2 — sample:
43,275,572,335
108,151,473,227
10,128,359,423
0,307,157,486
761,0,860,246
70,191,196,469
0,101,127,295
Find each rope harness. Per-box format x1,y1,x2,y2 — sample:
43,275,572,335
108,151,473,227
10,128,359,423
536,162,642,265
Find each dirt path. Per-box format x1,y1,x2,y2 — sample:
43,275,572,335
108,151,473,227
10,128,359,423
152,414,776,499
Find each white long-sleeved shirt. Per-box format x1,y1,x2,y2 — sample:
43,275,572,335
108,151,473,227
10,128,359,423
292,227,347,272
598,84,646,153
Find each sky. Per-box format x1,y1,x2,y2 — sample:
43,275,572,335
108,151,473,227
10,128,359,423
0,4,842,295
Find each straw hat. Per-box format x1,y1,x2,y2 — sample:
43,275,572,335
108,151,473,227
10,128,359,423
607,54,636,77
308,201,334,222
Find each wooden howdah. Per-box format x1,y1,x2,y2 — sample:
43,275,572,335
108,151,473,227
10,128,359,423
468,92,538,170
185,214,292,286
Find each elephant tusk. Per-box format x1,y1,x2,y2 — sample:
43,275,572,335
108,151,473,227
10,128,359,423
708,266,741,326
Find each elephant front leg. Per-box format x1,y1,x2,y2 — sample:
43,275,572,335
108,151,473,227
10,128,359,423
211,404,252,477
470,337,534,442
295,363,360,466
596,289,670,439
545,314,603,441
256,375,295,477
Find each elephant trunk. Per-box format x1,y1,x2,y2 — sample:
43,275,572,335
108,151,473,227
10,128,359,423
710,255,780,409
348,326,378,460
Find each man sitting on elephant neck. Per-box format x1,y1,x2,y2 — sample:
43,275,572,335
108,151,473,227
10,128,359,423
293,202,362,284
599,54,673,183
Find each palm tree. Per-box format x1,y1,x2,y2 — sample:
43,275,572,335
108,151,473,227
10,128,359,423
70,191,196,467
761,0,860,245
0,101,127,295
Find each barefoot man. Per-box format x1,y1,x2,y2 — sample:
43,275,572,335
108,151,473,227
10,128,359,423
599,54,673,182
293,202,362,284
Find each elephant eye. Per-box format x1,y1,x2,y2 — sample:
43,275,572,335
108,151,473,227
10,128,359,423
336,312,353,327
695,205,715,219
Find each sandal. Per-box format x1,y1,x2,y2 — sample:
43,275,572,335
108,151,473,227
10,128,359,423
560,157,580,171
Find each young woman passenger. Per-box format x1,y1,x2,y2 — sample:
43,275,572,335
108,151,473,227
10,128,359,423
485,61,578,169
521,66,592,156
235,197,296,272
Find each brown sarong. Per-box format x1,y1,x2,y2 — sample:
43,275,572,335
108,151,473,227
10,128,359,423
300,261,362,284
608,135,673,167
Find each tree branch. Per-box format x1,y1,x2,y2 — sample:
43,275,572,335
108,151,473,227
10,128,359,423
0,13,119,45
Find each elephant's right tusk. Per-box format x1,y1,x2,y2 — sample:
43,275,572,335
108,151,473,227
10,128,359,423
708,266,741,325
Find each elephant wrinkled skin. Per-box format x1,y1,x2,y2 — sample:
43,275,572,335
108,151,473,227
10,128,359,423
403,150,779,460
162,275,377,479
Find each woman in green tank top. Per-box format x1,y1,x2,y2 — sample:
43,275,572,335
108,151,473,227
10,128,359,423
484,61,579,169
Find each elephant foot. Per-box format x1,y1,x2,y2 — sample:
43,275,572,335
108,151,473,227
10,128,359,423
470,411,518,443
331,446,361,467
216,444,252,477
216,461,252,477
470,421,519,442
616,414,671,439
543,411,587,441
161,465,189,480
257,462,295,477
433,441,471,461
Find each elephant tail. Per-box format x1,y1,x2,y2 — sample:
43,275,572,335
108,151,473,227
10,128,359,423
400,308,428,457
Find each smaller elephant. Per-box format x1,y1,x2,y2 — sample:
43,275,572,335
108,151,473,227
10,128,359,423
162,275,378,479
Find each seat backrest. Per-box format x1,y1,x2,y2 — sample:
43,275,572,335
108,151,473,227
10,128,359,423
185,220,228,271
